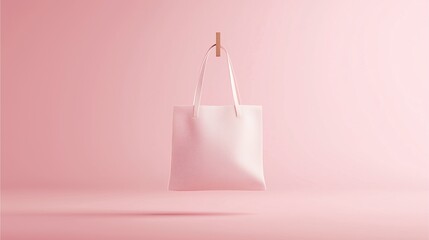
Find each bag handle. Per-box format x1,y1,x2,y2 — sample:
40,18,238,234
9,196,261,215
193,44,241,118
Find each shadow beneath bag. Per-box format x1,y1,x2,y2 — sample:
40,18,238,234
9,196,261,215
5,210,251,218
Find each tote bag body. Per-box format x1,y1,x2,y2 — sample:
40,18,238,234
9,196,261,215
169,45,266,191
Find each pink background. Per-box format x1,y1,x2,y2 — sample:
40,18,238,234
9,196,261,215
1,0,429,239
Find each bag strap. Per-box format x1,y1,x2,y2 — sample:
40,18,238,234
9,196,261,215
193,44,241,118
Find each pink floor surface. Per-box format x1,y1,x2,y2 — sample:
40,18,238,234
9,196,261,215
2,190,428,240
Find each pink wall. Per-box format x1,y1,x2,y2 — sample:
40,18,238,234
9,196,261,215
2,0,429,192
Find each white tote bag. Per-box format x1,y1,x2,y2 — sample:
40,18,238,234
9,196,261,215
169,44,266,190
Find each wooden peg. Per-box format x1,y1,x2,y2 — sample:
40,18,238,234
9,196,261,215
216,32,221,57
